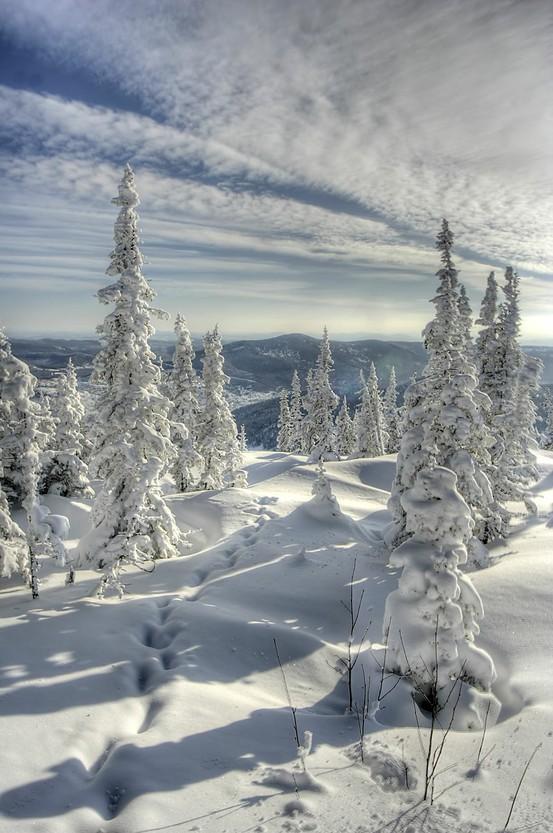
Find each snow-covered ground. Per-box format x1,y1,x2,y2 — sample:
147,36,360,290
1,451,553,833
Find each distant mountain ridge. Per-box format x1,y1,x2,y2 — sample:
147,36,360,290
9,333,427,391
11,334,552,450
11,333,553,389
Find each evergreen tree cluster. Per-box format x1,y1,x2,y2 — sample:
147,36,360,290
0,165,244,597
383,220,541,713
276,331,400,460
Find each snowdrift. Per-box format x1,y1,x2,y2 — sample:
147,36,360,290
0,451,552,833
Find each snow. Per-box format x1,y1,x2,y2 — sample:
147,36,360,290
1,450,553,832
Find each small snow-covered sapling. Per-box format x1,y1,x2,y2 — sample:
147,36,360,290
297,730,312,772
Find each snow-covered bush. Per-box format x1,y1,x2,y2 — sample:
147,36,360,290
306,459,342,521
29,502,69,565
384,467,497,710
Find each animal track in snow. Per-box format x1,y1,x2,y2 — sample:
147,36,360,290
88,738,118,777
137,698,164,734
135,658,159,694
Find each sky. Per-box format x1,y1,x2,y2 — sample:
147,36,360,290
1,0,552,342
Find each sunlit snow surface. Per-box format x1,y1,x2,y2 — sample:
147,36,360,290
1,451,552,833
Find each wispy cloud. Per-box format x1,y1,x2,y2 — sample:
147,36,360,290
0,0,552,337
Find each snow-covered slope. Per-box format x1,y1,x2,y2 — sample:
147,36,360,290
0,451,552,833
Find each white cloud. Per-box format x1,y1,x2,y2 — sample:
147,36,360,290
0,0,552,336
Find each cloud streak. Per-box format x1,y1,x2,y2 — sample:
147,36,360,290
0,0,552,338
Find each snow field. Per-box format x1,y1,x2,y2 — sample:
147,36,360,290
0,451,552,832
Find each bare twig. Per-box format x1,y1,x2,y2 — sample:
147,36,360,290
475,700,491,771
273,637,300,749
503,743,542,830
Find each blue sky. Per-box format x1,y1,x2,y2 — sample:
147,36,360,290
1,0,552,341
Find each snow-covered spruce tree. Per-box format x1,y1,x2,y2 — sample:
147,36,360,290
227,431,248,488
386,220,501,552
0,465,30,581
487,269,540,508
36,393,57,453
0,331,45,595
475,271,499,401
486,268,523,419
457,283,475,361
353,364,388,458
288,370,304,453
302,328,339,460
333,396,355,457
239,424,248,453
509,353,542,489
301,368,314,453
40,360,92,498
309,458,341,518
277,389,292,452
79,389,97,464
384,466,497,714
170,314,203,492
383,366,400,453
76,165,183,595
472,269,537,524
542,387,553,449
196,326,241,489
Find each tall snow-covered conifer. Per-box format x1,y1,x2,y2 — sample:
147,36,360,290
288,370,304,453
302,328,339,460
36,394,56,454
383,366,400,453
277,390,292,452
239,424,248,453
0,470,30,582
196,326,241,489
457,283,475,361
0,331,44,595
480,269,540,519
171,314,203,491
475,272,499,403
387,220,501,553
40,359,92,497
333,396,355,457
76,165,182,595
354,364,388,457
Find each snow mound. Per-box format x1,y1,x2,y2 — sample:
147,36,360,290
257,767,327,793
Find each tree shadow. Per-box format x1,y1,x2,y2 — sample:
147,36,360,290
0,499,396,825
0,678,359,822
